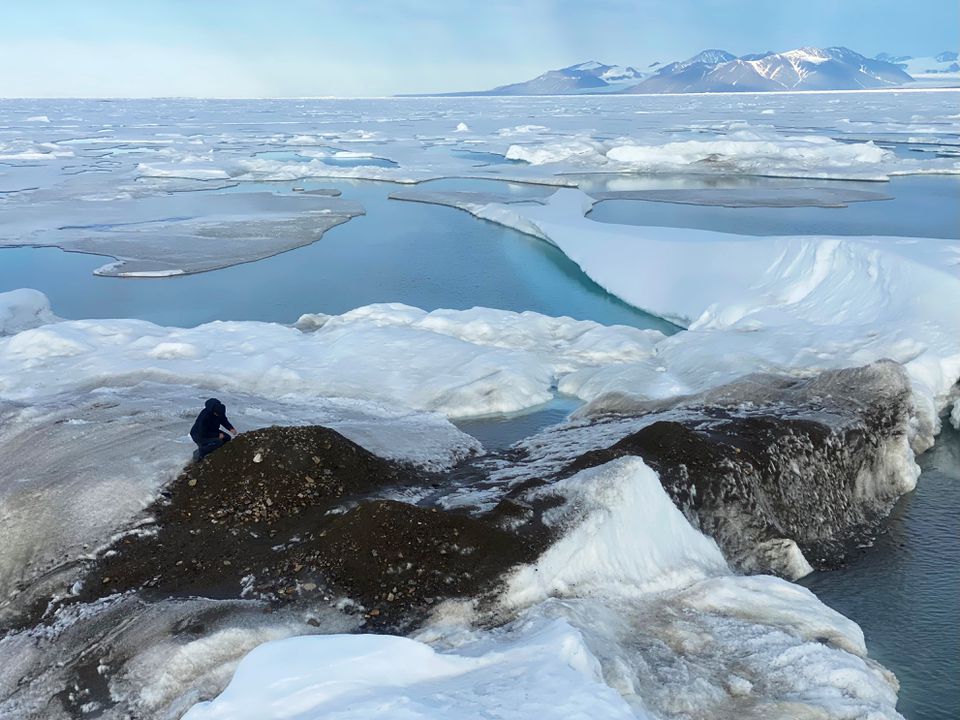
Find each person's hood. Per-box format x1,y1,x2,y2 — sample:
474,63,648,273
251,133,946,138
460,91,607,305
204,398,225,415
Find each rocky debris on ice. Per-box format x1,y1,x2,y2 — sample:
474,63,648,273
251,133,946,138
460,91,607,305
54,426,544,633
485,362,920,579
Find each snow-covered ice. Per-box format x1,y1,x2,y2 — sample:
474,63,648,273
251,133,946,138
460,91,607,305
183,619,640,720
0,289,56,335
0,302,663,418
392,187,960,452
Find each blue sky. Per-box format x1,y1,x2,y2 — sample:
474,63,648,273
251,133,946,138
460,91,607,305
0,0,956,97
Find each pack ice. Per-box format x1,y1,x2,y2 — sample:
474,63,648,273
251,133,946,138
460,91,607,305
0,93,958,278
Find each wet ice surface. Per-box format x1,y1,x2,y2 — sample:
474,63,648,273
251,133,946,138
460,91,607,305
1,184,364,277
586,174,960,240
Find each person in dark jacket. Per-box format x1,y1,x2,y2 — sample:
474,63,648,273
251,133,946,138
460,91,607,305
190,398,237,461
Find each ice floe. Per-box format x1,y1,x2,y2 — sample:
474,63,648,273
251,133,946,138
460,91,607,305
0,302,663,418
1,192,364,277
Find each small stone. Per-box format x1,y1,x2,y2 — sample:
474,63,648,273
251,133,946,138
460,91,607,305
253,453,262,463
371,550,378,557
302,582,317,591
386,592,395,602
223,560,231,566
187,478,197,487
369,608,380,617
102,577,111,584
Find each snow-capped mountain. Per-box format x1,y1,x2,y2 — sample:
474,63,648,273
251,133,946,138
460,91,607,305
876,51,959,81
626,47,913,93
479,61,645,96
427,46,916,96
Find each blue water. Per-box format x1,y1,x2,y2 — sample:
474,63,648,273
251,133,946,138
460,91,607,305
801,422,960,720
586,175,960,240
0,179,672,332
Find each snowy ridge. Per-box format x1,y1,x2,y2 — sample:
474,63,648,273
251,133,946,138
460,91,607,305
0,304,663,418
628,46,913,93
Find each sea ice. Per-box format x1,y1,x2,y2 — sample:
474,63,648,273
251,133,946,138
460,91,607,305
0,288,56,335
0,192,364,277
391,187,960,452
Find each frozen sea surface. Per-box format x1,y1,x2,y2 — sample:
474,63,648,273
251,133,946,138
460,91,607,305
0,95,957,719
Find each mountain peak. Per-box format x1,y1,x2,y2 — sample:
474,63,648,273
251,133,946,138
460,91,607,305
430,45,918,97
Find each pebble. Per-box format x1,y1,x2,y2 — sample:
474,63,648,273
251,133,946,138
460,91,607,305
302,582,317,591
188,479,197,487
253,453,262,463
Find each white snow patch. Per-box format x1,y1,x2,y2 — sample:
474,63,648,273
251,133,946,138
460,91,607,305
505,457,728,607
183,620,639,720
0,300,662,419
0,289,56,336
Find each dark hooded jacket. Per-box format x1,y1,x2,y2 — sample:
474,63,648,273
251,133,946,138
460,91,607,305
190,398,235,443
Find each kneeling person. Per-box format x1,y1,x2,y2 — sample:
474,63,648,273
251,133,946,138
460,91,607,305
190,398,237,461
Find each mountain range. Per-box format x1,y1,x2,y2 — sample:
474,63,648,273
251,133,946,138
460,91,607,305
432,46,955,96
876,51,959,78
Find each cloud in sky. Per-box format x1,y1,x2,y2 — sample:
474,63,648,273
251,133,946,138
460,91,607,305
0,0,956,97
